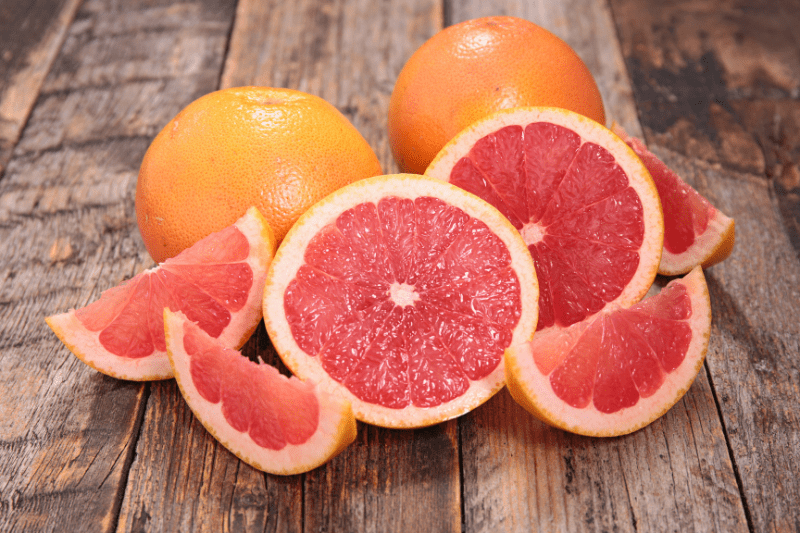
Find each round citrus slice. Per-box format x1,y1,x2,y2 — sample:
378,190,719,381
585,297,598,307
262,174,539,428
611,123,736,276
506,266,711,436
46,207,276,381
425,106,664,332
165,309,357,475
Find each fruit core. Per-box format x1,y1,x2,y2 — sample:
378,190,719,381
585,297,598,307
447,122,645,331
283,195,523,409
389,282,420,307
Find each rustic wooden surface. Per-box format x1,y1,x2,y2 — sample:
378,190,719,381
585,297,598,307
0,0,798,532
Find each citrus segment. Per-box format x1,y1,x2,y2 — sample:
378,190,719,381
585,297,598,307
426,107,663,331
46,207,276,381
263,174,539,428
611,123,735,275
505,267,711,436
388,16,605,174
136,86,382,263
165,310,356,475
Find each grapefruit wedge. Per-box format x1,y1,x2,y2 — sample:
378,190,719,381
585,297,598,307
263,174,539,428
611,123,735,275
425,107,664,331
506,267,711,436
165,309,357,475
46,207,276,381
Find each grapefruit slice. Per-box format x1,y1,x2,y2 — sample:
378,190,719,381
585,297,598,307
46,207,276,381
165,309,357,475
262,174,539,428
611,123,736,275
425,106,664,331
505,267,711,436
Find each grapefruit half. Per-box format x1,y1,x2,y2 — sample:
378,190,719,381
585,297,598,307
46,207,276,381
425,107,664,331
262,174,539,428
165,309,357,475
506,267,711,436
611,123,735,275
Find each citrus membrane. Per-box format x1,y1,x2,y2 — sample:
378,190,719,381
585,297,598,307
426,107,663,331
46,207,275,380
165,309,356,475
506,267,711,436
263,174,538,428
611,123,735,275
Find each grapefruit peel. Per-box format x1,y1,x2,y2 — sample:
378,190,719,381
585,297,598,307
46,207,276,381
263,174,539,429
165,309,357,475
505,267,711,437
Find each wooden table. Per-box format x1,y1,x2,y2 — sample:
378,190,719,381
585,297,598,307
2,0,798,531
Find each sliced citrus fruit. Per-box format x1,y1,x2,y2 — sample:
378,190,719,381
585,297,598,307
506,267,711,436
165,309,356,475
46,207,276,381
611,123,736,276
262,174,539,428
425,107,664,332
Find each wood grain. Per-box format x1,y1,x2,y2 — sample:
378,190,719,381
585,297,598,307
448,1,749,531
3,0,798,531
225,1,463,530
0,0,81,175
0,0,236,531
610,0,800,530
118,1,461,532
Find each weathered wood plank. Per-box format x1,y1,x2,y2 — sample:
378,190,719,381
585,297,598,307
0,0,237,531
228,0,462,530
610,0,800,531
0,0,81,175
449,1,749,531
117,1,460,532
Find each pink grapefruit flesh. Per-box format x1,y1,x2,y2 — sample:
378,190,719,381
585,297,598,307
506,266,711,436
165,309,356,475
263,174,539,428
46,207,276,380
612,123,735,275
425,107,663,332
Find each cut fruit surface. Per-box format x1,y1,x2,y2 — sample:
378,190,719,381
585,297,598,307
263,174,539,428
612,123,735,275
46,207,276,381
505,267,711,436
165,310,356,475
426,107,663,332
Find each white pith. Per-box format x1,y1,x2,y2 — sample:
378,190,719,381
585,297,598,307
45,207,274,381
165,310,356,475
262,174,540,428
425,106,665,319
505,267,711,436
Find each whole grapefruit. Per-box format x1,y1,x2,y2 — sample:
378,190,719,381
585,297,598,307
388,16,606,174
136,87,382,263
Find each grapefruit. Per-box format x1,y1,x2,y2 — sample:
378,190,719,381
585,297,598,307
262,174,539,428
611,123,736,275
46,207,276,381
165,309,357,475
505,267,711,436
388,16,605,175
136,86,382,263
425,107,663,332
